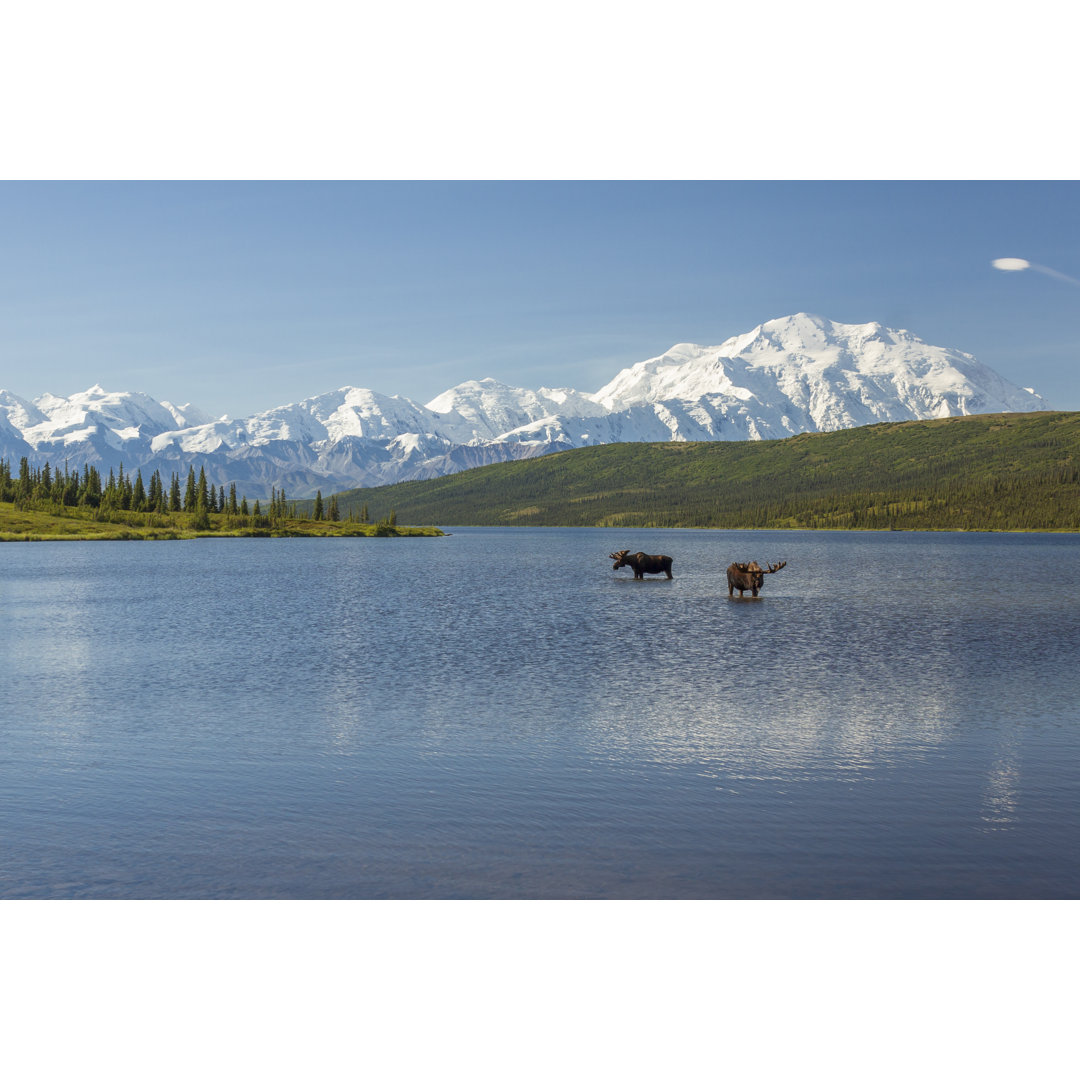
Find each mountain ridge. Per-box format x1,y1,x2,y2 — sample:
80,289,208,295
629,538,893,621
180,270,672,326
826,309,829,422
320,411,1080,533
0,314,1050,498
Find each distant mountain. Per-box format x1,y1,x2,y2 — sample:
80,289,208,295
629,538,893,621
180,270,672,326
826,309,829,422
0,314,1051,498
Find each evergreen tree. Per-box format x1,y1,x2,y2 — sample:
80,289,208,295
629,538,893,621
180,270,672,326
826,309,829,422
328,494,340,521
184,467,197,510
228,483,238,514
240,496,250,516
313,490,324,521
116,462,131,508
196,467,208,511
100,467,122,510
169,472,182,512
78,465,102,507
132,470,147,512
59,469,78,506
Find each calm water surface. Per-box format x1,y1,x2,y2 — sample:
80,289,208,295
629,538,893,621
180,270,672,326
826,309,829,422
2,527,1079,898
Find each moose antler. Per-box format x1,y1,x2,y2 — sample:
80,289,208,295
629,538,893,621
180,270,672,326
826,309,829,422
765,561,787,574
610,550,630,559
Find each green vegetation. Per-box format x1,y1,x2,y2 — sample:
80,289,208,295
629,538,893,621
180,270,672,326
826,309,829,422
14,411,1080,538
316,411,1080,532
0,459,443,541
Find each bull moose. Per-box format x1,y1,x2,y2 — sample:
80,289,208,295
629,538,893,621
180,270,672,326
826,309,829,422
610,549,674,579
726,560,787,597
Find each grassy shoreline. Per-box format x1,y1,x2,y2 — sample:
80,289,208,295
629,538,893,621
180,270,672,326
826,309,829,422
0,503,444,542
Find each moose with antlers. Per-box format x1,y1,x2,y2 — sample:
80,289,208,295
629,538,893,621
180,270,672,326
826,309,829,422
726,560,787,597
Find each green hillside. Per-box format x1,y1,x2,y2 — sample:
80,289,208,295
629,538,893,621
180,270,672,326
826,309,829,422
315,411,1080,531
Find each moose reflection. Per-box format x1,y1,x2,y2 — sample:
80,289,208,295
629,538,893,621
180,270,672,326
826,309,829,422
610,550,674,579
727,560,787,597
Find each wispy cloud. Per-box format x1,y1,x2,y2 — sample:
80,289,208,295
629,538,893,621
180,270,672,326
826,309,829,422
992,257,1080,287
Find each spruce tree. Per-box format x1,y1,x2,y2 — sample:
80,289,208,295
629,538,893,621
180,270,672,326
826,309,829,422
313,491,324,521
170,472,182,512
132,470,147,512
184,467,197,510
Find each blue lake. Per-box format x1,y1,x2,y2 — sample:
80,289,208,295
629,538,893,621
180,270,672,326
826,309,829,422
2,527,1079,899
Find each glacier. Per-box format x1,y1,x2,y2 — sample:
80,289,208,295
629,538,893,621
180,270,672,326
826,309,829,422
0,314,1051,499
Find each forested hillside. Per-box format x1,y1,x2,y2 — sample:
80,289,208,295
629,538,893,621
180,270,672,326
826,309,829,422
318,411,1080,531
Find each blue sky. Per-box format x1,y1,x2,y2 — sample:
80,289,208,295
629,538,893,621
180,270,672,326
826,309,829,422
2,180,1077,417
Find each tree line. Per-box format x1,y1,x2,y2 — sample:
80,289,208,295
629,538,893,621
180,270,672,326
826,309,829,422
0,457,391,529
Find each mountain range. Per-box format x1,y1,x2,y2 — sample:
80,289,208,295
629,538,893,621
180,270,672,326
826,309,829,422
0,313,1050,499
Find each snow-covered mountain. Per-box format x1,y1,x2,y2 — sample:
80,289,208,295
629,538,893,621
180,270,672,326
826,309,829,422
0,314,1051,498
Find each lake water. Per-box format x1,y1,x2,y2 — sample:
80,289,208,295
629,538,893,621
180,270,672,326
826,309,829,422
2,527,1079,899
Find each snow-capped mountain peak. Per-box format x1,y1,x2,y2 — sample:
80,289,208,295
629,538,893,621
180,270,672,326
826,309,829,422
0,315,1050,497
